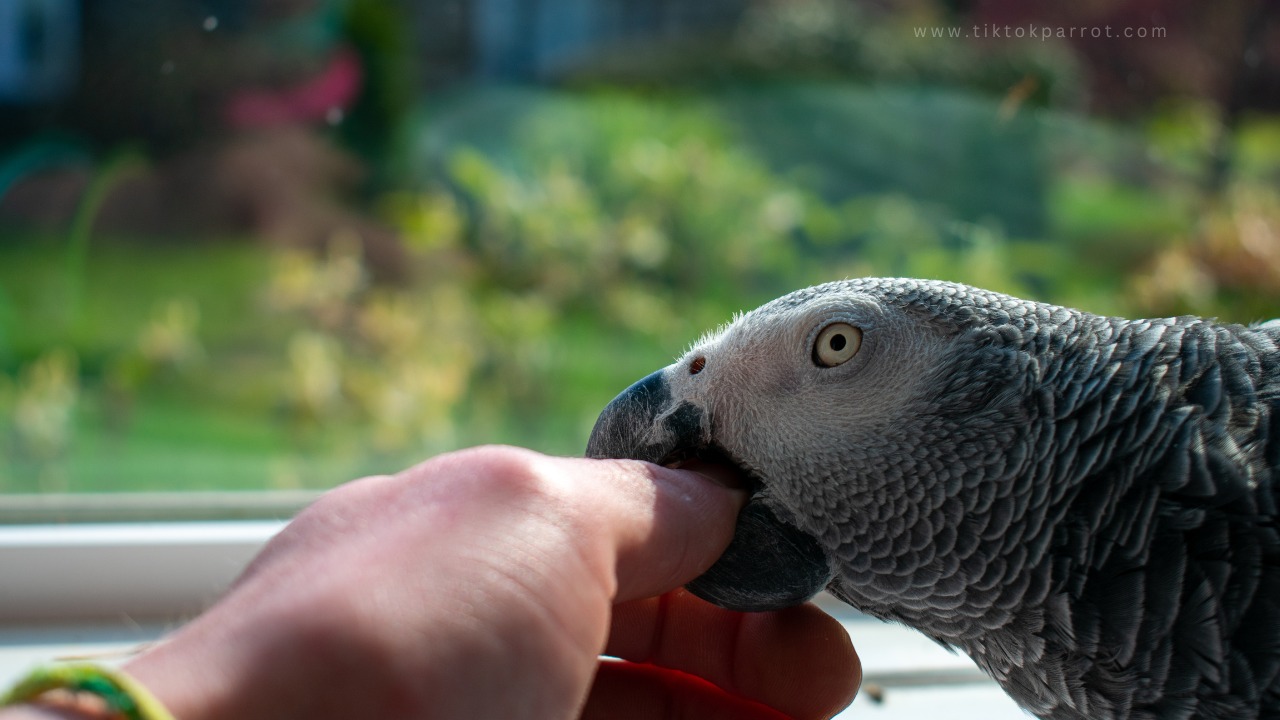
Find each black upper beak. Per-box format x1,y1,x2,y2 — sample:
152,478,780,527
586,369,835,612
586,370,707,464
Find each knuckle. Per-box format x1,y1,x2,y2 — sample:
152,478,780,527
426,444,566,504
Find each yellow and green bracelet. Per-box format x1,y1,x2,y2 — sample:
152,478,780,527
1,663,176,720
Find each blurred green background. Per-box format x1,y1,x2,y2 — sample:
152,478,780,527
1,0,1278,494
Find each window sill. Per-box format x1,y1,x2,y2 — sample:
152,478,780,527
0,520,285,622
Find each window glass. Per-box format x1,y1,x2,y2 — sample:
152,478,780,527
0,1,1276,503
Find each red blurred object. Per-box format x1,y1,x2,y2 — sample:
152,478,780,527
224,45,363,130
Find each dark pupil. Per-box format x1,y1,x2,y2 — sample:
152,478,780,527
829,334,847,352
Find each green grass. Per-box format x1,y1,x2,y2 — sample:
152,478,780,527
0,237,320,489
0,234,710,492
0,234,281,369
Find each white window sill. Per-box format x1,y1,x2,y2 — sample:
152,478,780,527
0,521,285,622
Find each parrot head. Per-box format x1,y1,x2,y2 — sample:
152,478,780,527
586,278,1042,619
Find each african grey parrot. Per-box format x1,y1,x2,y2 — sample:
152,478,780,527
585,278,1280,720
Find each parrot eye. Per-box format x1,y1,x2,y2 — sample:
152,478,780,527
813,322,862,367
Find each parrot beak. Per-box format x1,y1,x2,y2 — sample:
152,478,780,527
587,370,835,612
586,370,712,466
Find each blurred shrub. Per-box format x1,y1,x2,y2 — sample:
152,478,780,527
1,349,79,490
441,97,812,311
262,233,478,460
413,89,1115,317
1130,187,1280,321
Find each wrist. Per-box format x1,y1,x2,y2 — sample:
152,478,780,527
122,605,312,720
123,579,421,720
2,664,177,720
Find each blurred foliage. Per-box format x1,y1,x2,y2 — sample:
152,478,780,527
2,0,1280,493
1,349,79,491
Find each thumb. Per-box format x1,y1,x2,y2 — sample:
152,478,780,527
558,457,747,603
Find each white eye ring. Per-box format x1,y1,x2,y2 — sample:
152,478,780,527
813,322,862,367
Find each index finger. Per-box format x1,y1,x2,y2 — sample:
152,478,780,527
601,590,860,719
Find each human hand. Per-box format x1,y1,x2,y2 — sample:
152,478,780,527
18,446,860,719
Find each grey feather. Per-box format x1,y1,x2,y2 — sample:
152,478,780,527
586,278,1280,720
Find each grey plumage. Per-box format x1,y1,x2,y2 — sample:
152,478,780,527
585,278,1280,720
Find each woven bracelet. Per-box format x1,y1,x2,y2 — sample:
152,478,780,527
1,663,177,720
